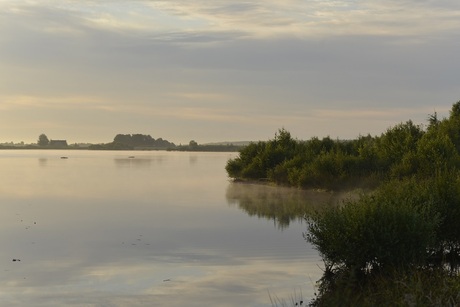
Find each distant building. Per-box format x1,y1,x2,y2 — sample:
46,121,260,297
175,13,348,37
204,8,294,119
49,140,68,148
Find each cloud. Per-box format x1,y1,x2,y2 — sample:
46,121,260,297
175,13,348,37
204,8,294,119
4,1,459,46
0,1,459,144
140,0,460,40
0,95,112,111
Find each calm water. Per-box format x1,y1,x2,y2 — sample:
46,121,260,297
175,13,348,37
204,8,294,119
0,150,335,306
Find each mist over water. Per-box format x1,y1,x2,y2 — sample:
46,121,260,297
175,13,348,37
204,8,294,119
226,182,353,229
0,150,333,306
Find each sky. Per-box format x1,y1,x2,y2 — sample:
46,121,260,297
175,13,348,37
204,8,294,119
1,0,460,145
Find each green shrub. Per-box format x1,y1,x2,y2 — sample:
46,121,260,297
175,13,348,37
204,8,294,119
306,171,460,306
306,187,439,273
307,172,460,274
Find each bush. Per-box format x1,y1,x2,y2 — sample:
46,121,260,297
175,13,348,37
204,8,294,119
306,171,460,305
306,185,439,273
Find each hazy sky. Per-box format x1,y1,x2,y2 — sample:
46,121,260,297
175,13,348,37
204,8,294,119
1,0,460,144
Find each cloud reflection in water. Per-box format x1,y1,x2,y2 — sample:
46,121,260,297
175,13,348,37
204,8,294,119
0,151,324,306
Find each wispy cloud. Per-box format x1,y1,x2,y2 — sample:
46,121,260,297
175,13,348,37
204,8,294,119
4,1,459,44
312,106,449,121
0,95,113,111
142,0,460,40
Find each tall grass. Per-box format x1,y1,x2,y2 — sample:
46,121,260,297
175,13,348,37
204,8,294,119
269,288,304,306
305,171,460,306
309,268,460,307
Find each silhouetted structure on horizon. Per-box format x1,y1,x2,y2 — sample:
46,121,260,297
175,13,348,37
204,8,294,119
49,140,68,148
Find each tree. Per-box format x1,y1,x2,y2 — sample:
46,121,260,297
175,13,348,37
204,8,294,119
427,111,439,128
38,134,49,146
450,100,460,119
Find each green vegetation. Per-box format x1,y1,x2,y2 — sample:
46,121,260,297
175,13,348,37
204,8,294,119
226,101,460,305
226,102,460,189
309,267,460,306
304,169,460,305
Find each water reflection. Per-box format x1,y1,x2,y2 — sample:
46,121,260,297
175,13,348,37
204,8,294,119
189,155,198,165
0,151,325,306
114,157,153,168
38,158,47,167
226,182,352,229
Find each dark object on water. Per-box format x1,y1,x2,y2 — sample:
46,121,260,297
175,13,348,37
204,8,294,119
12,259,21,262
60,157,68,159
128,156,135,159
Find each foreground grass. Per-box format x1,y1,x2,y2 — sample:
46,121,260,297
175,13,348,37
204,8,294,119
310,268,460,307
269,268,460,307
269,288,305,307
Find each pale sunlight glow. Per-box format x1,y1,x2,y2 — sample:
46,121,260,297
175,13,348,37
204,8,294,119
0,0,459,144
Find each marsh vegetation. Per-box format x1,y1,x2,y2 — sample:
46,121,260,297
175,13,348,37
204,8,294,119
227,101,460,306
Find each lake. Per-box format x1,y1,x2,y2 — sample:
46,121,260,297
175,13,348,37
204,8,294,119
0,150,341,306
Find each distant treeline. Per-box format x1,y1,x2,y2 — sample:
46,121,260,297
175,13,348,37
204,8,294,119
88,134,176,150
0,144,38,149
88,135,244,151
0,134,245,152
171,141,243,152
226,101,460,189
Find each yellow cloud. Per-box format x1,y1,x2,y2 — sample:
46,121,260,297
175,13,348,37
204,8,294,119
312,106,450,121
167,91,232,101
0,95,114,111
